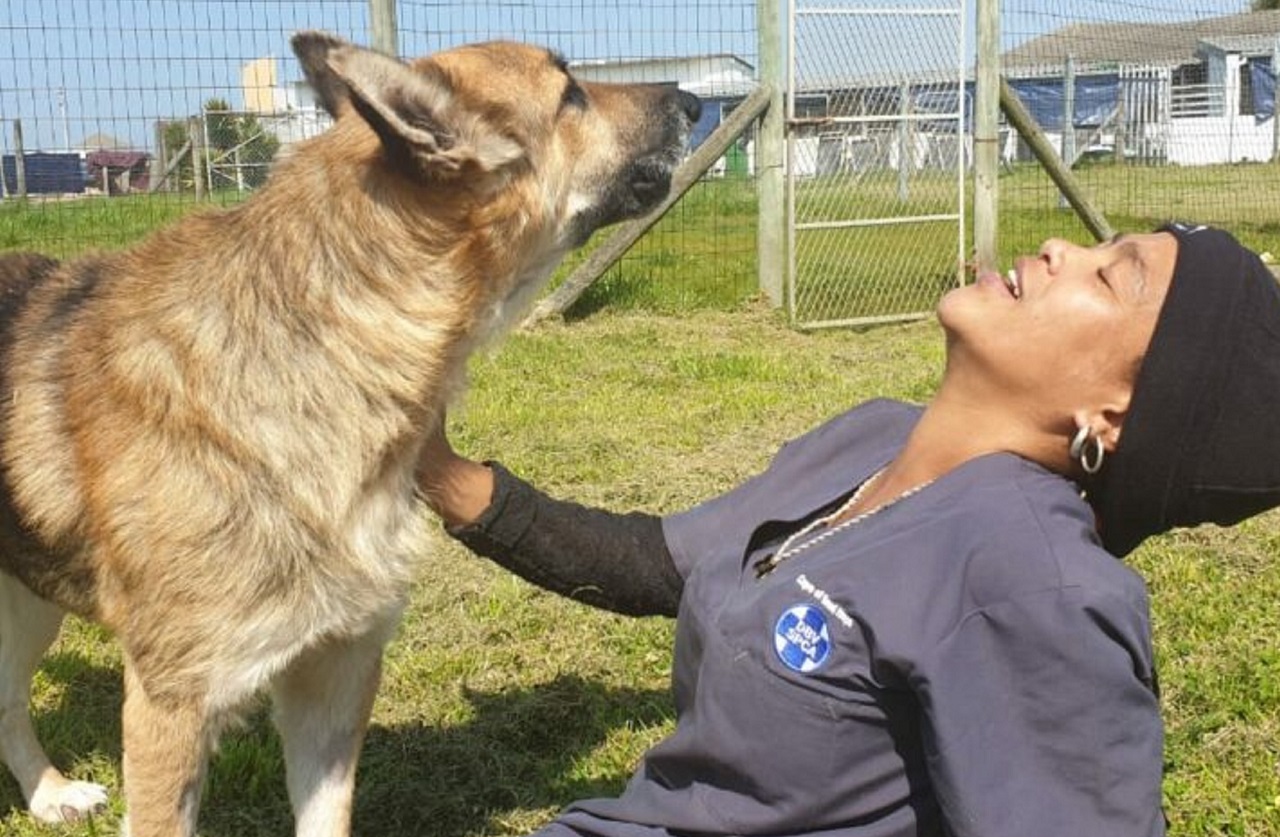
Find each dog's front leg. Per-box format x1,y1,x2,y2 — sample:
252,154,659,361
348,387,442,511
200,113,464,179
272,628,387,837
0,575,108,823
119,660,211,837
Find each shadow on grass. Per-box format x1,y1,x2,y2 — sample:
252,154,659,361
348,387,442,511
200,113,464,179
353,674,671,837
1,655,668,837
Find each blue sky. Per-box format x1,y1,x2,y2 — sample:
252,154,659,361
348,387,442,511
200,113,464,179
0,0,1252,152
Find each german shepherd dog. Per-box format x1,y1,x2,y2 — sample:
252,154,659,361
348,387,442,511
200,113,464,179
0,32,698,835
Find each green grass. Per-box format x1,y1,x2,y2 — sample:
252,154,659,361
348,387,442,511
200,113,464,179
0,192,244,260
997,159,1280,262
0,170,1278,835
556,175,760,315
6,159,1279,321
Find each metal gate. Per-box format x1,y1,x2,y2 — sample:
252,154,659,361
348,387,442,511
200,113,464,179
786,0,968,328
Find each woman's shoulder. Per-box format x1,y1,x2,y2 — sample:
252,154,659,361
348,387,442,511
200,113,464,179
932,456,1149,608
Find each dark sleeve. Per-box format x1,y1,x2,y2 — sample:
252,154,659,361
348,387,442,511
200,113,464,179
444,463,684,617
916,586,1165,837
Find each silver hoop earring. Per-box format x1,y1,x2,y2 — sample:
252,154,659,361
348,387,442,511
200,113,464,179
1069,426,1105,475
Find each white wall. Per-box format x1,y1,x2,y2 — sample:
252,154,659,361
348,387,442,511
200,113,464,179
1167,115,1277,164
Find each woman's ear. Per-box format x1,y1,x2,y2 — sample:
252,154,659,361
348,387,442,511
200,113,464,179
1073,404,1127,454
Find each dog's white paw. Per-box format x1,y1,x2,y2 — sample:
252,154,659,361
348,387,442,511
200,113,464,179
29,776,109,823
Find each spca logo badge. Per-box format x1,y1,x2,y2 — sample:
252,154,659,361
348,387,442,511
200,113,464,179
774,604,831,673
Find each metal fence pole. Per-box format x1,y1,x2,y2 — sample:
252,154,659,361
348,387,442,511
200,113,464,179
190,116,205,200
897,82,911,202
1273,37,1280,163
12,120,26,198
757,0,786,306
370,0,399,56
1059,54,1075,208
973,0,1000,273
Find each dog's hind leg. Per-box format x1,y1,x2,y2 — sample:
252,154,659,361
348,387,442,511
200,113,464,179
271,627,388,837
118,660,212,837
0,573,109,823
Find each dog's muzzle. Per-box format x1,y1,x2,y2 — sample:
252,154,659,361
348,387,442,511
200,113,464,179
566,88,701,247
626,89,700,211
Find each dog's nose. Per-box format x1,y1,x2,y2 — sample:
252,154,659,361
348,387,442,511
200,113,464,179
675,90,702,124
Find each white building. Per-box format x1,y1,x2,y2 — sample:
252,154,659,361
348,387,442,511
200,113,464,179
1002,9,1280,165
241,55,332,145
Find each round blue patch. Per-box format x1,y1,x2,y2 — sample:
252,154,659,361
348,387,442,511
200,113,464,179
774,604,831,673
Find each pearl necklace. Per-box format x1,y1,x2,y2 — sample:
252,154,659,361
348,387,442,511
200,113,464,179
753,467,935,579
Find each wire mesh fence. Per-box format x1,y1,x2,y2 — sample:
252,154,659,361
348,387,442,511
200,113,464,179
4,2,1280,321
0,0,760,311
787,0,966,327
998,1,1280,266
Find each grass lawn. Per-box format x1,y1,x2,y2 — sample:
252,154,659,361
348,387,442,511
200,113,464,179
6,158,1279,322
997,159,1280,261
0,171,1277,835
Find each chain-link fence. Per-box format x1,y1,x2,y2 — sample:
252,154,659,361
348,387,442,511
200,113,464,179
787,0,967,327
0,0,759,312
4,2,1280,320
998,0,1280,265
782,0,1280,326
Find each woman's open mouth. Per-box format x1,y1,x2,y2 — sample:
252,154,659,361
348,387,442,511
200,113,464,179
1002,268,1022,299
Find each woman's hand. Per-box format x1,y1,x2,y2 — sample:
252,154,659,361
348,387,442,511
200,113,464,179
415,418,495,527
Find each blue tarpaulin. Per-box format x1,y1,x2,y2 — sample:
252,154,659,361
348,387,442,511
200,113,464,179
902,75,1120,132
1006,75,1121,131
1251,57,1275,120
689,98,722,148
2,152,86,195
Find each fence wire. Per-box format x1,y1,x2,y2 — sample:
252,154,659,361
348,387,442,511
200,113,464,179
0,0,758,312
998,0,1280,265
4,2,1280,320
787,1,966,327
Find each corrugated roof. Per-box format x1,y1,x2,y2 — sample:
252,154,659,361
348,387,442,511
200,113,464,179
1200,32,1280,56
1003,9,1280,69
570,54,753,73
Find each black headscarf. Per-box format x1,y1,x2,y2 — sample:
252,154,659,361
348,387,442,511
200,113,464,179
1089,223,1280,556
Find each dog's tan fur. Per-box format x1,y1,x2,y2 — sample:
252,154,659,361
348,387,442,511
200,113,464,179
0,32,697,835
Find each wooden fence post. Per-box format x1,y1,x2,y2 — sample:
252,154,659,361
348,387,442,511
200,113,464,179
190,116,205,200
972,0,1000,273
369,0,398,56
756,0,785,307
152,121,168,192
1059,54,1076,208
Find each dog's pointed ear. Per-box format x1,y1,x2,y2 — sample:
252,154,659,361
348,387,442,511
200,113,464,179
290,30,524,177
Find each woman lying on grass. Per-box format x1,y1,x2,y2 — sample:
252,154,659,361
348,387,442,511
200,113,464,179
417,223,1280,837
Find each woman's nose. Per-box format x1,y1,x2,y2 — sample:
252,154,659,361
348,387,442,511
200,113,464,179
1038,238,1072,273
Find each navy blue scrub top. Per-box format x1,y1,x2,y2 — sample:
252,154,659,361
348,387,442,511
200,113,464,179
534,399,1165,837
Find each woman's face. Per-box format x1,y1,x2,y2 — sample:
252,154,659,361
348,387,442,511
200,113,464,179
937,232,1179,418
